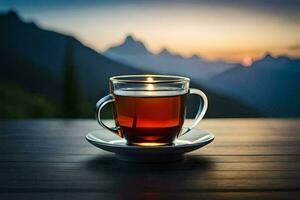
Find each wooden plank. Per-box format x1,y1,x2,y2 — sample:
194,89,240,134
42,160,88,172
1,192,300,200
1,138,300,148
1,178,300,191
1,165,300,181
1,154,300,163
1,119,300,135
0,145,299,155
1,160,300,172
2,127,300,136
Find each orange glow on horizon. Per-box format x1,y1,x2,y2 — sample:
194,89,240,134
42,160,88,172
16,3,300,63
242,56,253,67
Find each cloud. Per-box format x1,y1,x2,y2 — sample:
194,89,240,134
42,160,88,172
287,44,300,51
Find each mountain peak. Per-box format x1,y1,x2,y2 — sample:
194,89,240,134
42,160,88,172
124,35,136,43
158,48,173,56
105,34,149,55
263,52,275,60
190,54,200,60
1,10,20,20
121,35,147,52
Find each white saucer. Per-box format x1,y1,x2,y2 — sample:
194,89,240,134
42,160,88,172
86,128,214,162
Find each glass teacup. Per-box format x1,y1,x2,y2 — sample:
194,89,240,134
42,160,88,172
96,75,208,146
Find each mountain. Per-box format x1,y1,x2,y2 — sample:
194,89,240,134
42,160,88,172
105,35,300,117
206,54,300,117
0,10,258,118
0,11,144,101
107,35,149,55
0,11,145,118
105,35,237,80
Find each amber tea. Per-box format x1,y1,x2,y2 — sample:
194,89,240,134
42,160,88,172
113,90,187,146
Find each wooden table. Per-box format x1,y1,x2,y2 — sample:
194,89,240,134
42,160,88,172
1,119,300,199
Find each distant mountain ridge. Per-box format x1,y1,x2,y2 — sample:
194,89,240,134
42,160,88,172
206,53,300,117
105,35,238,80
105,35,300,117
0,10,258,118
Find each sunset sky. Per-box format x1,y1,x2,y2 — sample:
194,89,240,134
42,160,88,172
1,0,300,64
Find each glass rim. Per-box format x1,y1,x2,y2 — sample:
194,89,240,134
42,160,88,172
110,74,190,84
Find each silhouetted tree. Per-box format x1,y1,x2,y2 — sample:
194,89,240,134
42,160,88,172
63,39,84,118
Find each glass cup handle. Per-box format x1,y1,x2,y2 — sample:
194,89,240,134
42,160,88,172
180,88,208,136
96,94,120,137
